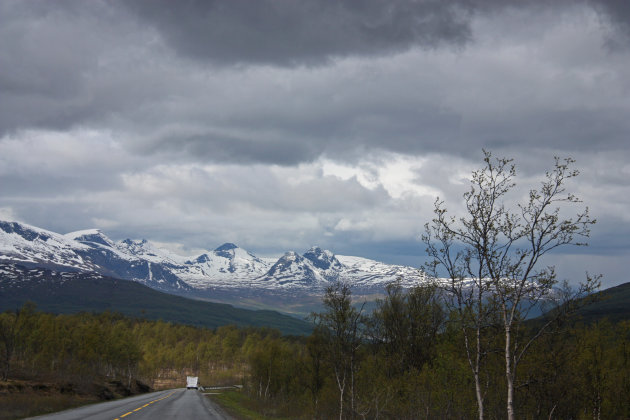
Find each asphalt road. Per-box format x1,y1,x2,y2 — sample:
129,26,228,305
27,388,233,420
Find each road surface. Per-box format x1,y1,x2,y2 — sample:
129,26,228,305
27,388,233,420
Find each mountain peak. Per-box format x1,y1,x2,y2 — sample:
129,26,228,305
1,220,53,242
215,243,238,252
265,251,308,278
66,229,114,248
121,238,148,246
303,246,341,271
66,228,102,238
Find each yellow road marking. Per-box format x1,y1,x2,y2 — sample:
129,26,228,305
113,391,176,419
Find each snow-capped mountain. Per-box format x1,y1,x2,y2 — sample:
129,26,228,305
0,221,98,272
261,251,329,287
0,220,426,296
174,243,275,289
337,255,426,290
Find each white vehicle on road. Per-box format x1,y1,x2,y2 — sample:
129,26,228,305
186,376,199,390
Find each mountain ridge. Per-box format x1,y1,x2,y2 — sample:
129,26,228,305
0,220,425,298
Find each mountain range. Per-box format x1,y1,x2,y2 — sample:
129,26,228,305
2,220,627,325
0,220,425,311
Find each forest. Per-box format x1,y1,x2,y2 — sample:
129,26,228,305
1,284,629,419
245,282,630,419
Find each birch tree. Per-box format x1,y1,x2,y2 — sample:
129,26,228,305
312,282,365,420
422,150,599,420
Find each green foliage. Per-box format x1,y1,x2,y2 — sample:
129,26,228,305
0,303,287,395
3,288,630,418
421,151,600,420
312,282,366,419
371,281,445,376
233,283,630,419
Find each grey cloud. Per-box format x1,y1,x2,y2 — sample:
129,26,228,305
0,174,123,198
589,0,630,42
139,102,464,166
151,133,319,166
122,0,630,66
120,164,389,214
2,0,628,166
0,0,626,287
0,1,144,135
121,0,472,66
5,164,399,255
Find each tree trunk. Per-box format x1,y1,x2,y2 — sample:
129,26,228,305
506,326,515,420
474,370,484,420
264,369,271,400
350,357,355,419
335,369,346,420
339,384,344,420
475,324,485,420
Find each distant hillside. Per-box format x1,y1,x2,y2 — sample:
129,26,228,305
526,281,630,327
0,264,312,335
575,281,630,324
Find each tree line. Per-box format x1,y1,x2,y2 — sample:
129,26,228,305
0,304,279,388
2,286,628,418
245,282,630,419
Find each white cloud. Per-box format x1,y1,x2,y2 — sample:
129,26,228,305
0,207,17,221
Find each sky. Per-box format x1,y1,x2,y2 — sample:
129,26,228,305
1,0,629,288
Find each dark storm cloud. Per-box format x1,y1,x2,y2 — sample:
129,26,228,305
121,0,472,66
2,0,628,161
589,0,630,41
0,0,138,135
121,0,630,65
138,100,464,166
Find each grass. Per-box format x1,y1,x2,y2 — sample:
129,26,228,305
207,390,297,420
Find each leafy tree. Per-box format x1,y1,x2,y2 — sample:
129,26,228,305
372,281,445,377
305,330,326,412
422,151,599,420
312,282,365,420
0,302,35,380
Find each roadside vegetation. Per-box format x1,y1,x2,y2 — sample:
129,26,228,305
0,305,280,419
1,290,629,419
239,283,630,419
